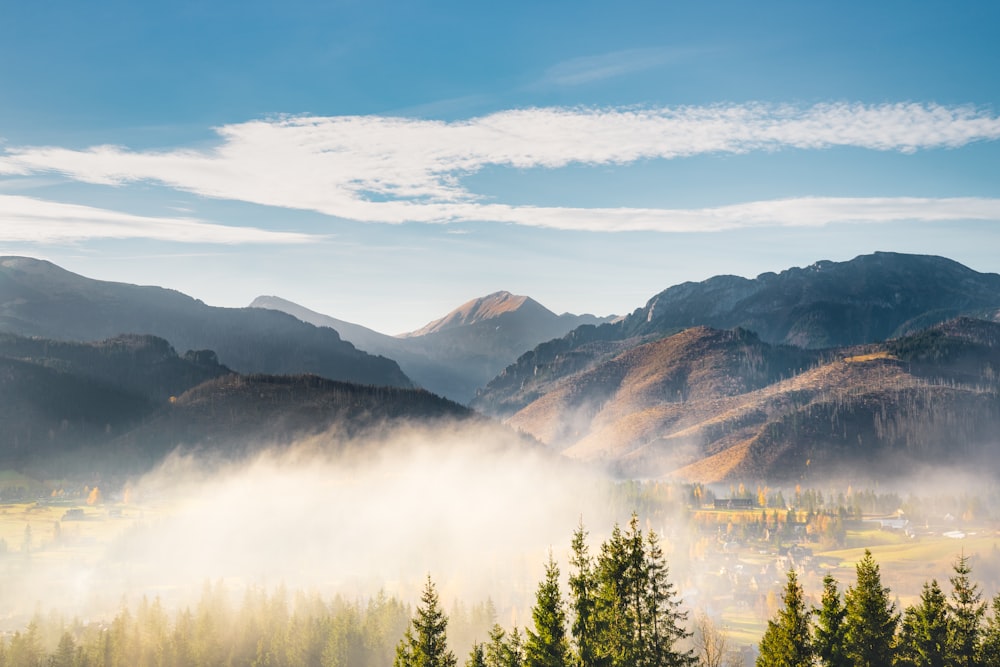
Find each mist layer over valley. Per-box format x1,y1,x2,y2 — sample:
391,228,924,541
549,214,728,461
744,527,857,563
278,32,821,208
0,421,624,629
2,252,1000,664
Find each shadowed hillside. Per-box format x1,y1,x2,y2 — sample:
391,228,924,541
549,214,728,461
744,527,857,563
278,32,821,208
0,257,411,388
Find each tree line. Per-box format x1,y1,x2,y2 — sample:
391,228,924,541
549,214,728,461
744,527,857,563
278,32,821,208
396,513,697,667
758,549,1000,666
0,514,702,667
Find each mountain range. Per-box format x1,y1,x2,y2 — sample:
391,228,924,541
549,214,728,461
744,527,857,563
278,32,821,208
251,291,611,402
472,252,1000,417
2,251,1000,483
0,257,410,388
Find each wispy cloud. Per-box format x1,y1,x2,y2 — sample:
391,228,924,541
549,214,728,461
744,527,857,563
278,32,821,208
2,102,999,232
0,195,320,244
539,46,710,87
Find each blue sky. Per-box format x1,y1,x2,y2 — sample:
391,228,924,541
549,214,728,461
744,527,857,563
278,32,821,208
1,0,999,334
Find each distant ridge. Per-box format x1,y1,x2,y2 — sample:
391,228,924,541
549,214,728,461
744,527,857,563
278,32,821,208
0,257,411,388
401,291,542,337
252,290,613,403
474,252,1000,418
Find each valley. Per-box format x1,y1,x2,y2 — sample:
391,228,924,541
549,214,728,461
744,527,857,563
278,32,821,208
1,251,1000,664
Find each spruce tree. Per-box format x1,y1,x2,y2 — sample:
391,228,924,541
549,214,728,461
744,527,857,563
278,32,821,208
395,576,457,667
814,574,849,667
896,579,949,667
979,594,1000,667
525,552,571,667
595,522,633,667
844,550,898,667
589,514,693,667
756,569,813,667
643,529,696,667
485,624,525,667
568,520,600,667
948,554,985,667
467,643,487,667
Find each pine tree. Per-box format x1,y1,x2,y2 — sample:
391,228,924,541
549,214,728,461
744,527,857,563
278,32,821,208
595,522,633,667
947,554,985,667
395,576,457,667
979,594,1000,667
642,529,695,667
756,569,813,667
896,579,949,667
467,643,487,667
569,520,600,667
485,624,525,667
844,550,898,667
52,631,77,667
525,552,571,667
588,514,693,667
813,574,849,667
508,627,525,667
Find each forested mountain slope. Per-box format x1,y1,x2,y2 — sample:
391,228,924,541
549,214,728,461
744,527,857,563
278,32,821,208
503,318,1000,483
0,257,411,388
474,252,1000,417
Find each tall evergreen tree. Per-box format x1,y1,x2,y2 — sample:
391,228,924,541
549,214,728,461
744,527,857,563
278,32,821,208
947,554,985,667
814,574,849,667
395,576,457,667
467,643,487,667
896,579,949,667
979,594,1000,667
589,514,693,667
569,520,600,667
844,550,899,667
485,624,525,667
756,569,813,667
525,552,571,667
642,528,696,667
595,522,633,667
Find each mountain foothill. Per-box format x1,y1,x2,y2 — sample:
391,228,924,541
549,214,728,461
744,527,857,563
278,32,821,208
2,252,999,483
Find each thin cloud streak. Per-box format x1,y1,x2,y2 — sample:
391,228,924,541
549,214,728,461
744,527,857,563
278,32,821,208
1,103,999,231
333,196,1000,231
0,194,320,244
539,46,709,87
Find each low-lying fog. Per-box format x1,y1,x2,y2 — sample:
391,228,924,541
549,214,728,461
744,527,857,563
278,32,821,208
5,417,1000,657
1,421,627,626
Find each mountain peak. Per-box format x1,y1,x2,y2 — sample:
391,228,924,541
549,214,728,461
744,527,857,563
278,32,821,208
401,291,550,337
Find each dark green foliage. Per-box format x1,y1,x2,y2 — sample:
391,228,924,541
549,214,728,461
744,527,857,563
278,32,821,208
395,576,457,667
756,570,813,667
896,580,949,667
525,553,571,667
814,574,849,667
571,515,694,667
568,521,599,667
467,643,487,667
947,554,986,667
756,551,1000,667
844,550,899,667
980,595,1000,667
484,624,524,667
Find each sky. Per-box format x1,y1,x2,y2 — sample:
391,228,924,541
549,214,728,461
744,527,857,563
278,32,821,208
1,0,999,334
